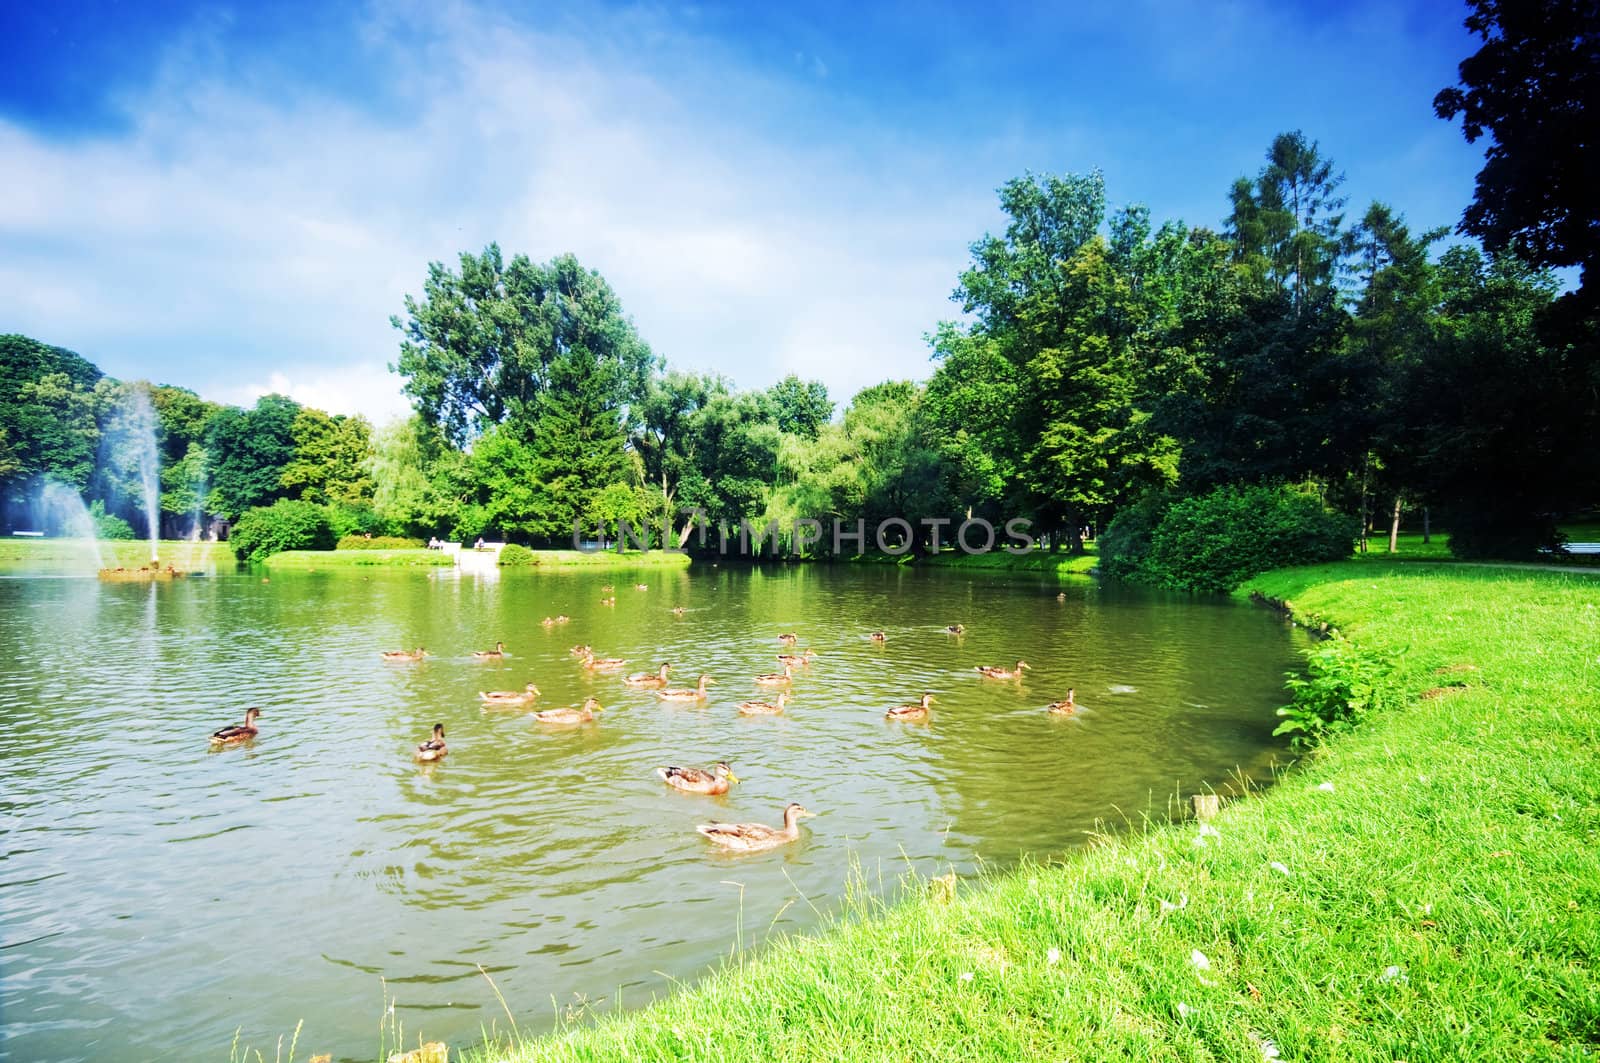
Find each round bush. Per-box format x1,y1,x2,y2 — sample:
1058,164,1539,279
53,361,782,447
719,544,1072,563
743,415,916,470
228,499,335,562
497,543,535,566
88,502,137,541
1143,483,1357,592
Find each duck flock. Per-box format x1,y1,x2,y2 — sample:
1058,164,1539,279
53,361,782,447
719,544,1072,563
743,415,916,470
207,582,1083,854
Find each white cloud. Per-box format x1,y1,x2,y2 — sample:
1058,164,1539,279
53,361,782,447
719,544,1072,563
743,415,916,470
218,363,412,426
0,4,993,409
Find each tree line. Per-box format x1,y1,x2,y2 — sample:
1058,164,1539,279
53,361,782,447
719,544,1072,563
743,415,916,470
3,0,1594,562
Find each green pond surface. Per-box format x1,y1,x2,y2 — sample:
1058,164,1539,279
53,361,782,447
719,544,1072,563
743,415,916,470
0,562,1308,1061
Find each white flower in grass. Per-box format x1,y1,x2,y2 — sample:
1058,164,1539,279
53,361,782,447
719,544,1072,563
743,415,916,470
1198,823,1221,838
1269,861,1291,876
1177,1002,1195,1018
1193,834,1209,849
1046,947,1062,965
1316,781,1335,792
959,971,973,983
1159,892,1189,913
1189,949,1210,971
1259,1037,1282,1060
1380,964,1407,984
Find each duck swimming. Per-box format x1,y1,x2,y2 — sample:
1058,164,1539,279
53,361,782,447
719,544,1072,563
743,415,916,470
1046,688,1078,715
976,660,1030,680
697,803,815,852
657,675,715,701
623,662,672,688
381,647,427,662
480,683,541,706
533,697,603,725
414,723,448,762
753,663,794,687
210,707,261,745
776,649,818,668
657,761,739,795
582,651,627,670
569,644,592,659
886,693,934,721
945,624,966,635
868,631,888,643
738,691,790,715
472,641,507,659
777,633,799,645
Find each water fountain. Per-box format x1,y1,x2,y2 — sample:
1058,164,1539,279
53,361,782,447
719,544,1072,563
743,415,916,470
38,481,104,571
97,387,187,582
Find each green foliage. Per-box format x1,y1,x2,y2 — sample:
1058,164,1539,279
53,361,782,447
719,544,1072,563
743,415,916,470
87,500,135,540
1274,636,1403,748
204,395,302,521
393,245,654,447
336,534,422,550
763,375,833,438
1114,483,1357,592
227,498,335,562
1096,493,1173,581
323,502,384,540
280,408,374,507
1435,0,1600,286
496,542,534,566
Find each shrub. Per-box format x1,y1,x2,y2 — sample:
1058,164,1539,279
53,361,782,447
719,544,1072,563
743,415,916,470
336,534,424,551
1274,637,1404,749
325,503,385,540
1138,483,1356,593
88,500,136,540
1098,493,1172,582
497,543,535,566
229,499,335,561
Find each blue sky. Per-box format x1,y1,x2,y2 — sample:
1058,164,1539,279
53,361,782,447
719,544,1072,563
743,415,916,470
1,0,1485,423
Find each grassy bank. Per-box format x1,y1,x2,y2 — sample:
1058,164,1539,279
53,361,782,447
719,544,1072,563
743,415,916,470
0,537,234,569
456,561,1597,1062
264,549,455,569
918,543,1099,576
500,548,694,569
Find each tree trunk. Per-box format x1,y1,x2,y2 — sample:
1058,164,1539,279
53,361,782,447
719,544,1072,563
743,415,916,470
1358,454,1370,554
1423,507,1431,544
1388,495,1402,553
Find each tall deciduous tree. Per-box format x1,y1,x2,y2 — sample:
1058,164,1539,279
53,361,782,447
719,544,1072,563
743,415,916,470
392,246,655,446
763,376,833,438
205,395,302,521
1435,0,1600,294
280,408,375,507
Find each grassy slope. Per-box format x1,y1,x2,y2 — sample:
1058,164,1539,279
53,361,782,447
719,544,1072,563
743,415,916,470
0,537,234,567
466,561,1599,1062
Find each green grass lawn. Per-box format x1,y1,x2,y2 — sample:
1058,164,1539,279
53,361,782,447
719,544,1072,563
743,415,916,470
264,549,456,569
0,537,234,569
917,542,1099,576
447,560,1598,1062
500,548,695,568
262,548,694,570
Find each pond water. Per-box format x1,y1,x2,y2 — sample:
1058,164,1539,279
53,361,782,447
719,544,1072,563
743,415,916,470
0,562,1306,1061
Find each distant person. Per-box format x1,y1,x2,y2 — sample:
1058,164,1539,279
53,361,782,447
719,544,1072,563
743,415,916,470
475,537,485,550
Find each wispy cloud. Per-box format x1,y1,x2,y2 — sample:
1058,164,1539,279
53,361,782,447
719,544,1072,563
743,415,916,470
0,4,988,419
